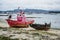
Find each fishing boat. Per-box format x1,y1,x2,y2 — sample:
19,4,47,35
6,11,34,28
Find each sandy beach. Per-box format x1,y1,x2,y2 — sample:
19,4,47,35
0,28,60,40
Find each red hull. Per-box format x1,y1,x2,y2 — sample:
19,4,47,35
6,19,34,28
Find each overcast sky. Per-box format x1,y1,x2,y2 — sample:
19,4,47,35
0,0,60,11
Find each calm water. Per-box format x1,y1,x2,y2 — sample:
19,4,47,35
0,13,60,28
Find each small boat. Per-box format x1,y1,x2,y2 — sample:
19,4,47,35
6,11,34,28
30,23,51,30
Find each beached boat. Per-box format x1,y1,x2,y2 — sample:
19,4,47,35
6,11,34,28
30,23,51,30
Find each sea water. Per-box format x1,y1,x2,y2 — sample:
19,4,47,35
0,13,60,28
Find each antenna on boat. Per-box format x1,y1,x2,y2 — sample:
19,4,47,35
18,7,20,10
17,7,25,17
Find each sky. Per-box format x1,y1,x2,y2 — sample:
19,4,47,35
0,0,60,11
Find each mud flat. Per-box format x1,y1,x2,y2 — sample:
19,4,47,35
0,28,60,40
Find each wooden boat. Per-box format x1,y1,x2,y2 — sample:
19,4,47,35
30,23,51,30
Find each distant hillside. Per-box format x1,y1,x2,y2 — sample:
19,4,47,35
0,9,48,14
0,9,60,14
0,11,2,13
49,11,60,13
24,9,48,13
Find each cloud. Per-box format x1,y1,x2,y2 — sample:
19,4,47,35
0,0,60,10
